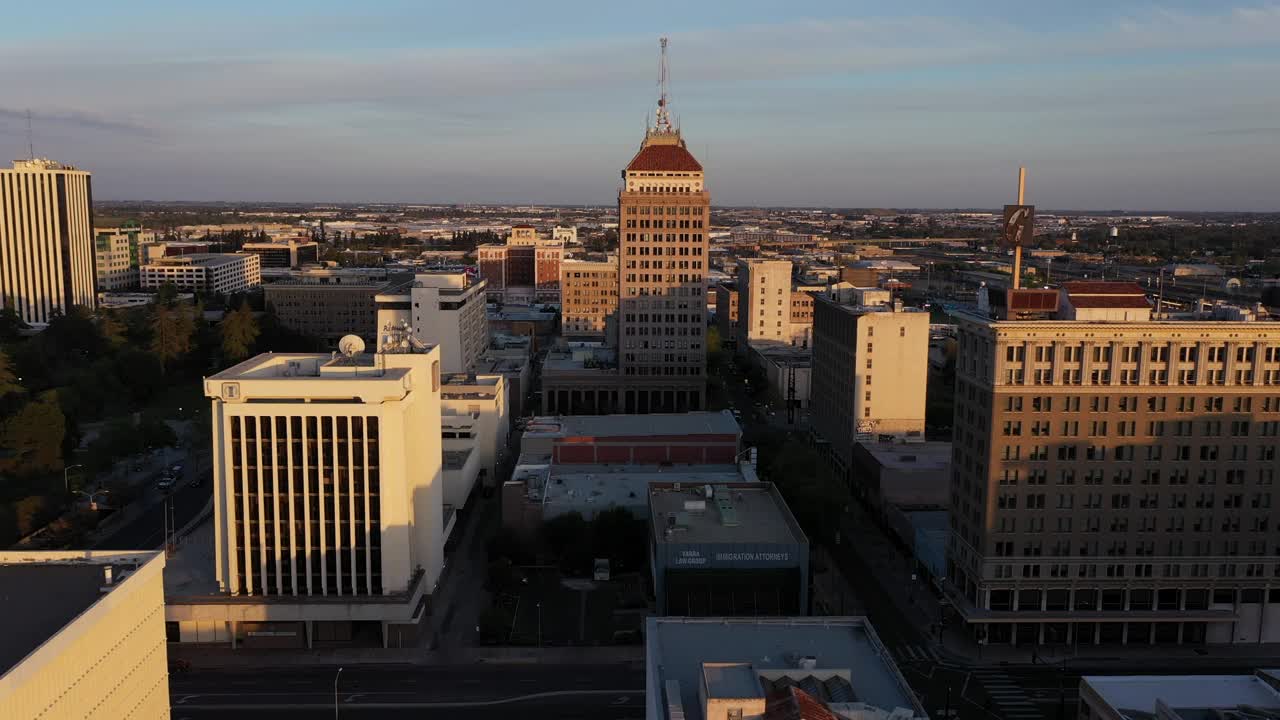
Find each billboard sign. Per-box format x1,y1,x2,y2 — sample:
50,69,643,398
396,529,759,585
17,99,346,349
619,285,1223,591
1002,204,1035,247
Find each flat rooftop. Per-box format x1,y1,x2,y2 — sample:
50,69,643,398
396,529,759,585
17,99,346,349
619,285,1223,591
857,440,952,472
148,253,250,268
1083,672,1280,718
647,617,924,720
650,483,804,546
0,557,151,676
540,464,753,510
207,351,434,382
524,411,739,439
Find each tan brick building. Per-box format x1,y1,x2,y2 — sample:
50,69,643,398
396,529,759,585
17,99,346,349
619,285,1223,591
948,283,1280,647
560,257,618,339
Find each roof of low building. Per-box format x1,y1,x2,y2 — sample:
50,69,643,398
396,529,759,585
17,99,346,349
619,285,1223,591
1082,672,1280,719
626,142,703,172
1062,281,1146,295
650,482,805,547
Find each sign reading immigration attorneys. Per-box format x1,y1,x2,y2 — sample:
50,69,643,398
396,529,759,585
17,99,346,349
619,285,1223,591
1002,204,1035,247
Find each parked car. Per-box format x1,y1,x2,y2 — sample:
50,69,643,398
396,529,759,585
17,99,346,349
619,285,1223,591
156,477,174,492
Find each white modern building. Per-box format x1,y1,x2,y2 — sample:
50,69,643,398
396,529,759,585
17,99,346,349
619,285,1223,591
441,373,509,484
0,551,169,719
0,159,97,325
140,252,262,295
177,347,445,648
94,225,154,291
375,272,488,374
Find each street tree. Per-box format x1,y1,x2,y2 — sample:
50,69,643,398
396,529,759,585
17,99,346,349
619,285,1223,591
220,302,260,361
150,304,194,372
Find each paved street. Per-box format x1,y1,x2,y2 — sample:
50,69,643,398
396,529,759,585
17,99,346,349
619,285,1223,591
95,464,212,551
169,663,644,720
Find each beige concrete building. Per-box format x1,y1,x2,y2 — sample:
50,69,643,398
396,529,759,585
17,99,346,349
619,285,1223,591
811,288,929,485
560,257,618,339
140,252,262,295
0,159,96,325
263,267,397,346
442,372,510,485
948,282,1280,647
735,258,794,349
186,348,444,647
375,271,488,374
0,551,169,719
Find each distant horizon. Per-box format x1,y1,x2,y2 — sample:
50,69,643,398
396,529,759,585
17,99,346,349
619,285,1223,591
90,199,1279,217
4,1,1279,211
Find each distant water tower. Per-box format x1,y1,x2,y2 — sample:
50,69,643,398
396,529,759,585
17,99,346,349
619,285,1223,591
1108,226,1119,239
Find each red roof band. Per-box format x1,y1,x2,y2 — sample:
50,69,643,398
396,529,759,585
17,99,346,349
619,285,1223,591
626,143,703,172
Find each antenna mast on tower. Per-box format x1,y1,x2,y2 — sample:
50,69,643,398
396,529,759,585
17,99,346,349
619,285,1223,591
654,37,674,134
25,110,35,160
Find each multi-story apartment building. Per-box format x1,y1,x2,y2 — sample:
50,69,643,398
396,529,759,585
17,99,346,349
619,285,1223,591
0,551,169,719
789,287,822,348
199,348,444,644
810,287,929,486
0,158,96,324
615,97,709,413
374,272,488,374
948,282,1280,647
736,258,794,349
140,252,262,295
94,224,154,291
560,257,618,339
263,267,397,346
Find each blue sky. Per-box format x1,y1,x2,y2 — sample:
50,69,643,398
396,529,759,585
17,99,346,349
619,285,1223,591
1,1,1278,210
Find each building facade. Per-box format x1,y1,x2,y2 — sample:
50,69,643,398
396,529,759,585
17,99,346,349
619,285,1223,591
0,551,169,719
94,225,153,291
560,257,618,339
616,118,709,412
736,258,794,349
0,159,96,324
476,227,563,305
713,282,738,350
264,268,394,346
810,289,929,485
241,239,319,269
140,252,262,295
375,272,488,374
947,288,1280,647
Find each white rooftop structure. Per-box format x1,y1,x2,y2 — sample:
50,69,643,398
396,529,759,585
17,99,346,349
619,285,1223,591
1081,671,1280,720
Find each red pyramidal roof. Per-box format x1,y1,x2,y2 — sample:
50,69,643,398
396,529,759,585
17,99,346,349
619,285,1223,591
626,142,703,172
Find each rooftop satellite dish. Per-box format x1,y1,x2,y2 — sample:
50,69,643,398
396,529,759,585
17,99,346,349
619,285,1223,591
338,334,365,358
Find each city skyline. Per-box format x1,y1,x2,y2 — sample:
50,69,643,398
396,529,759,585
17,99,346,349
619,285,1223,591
1,2,1278,211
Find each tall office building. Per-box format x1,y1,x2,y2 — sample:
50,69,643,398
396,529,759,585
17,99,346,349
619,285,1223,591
616,39,709,412
948,282,1280,647
202,348,444,644
374,271,488,374
810,286,929,486
0,159,96,325
736,258,794,349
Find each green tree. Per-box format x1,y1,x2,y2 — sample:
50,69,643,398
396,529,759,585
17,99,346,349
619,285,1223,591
96,309,128,349
150,304,194,372
14,495,55,537
0,349,22,397
0,391,66,477
220,302,260,361
706,325,722,356
0,305,28,342
156,282,180,305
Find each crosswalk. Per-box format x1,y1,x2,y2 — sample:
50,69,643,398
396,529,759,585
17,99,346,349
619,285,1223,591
972,668,1043,720
890,644,942,663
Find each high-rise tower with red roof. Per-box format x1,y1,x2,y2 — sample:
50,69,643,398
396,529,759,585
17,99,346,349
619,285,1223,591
614,37,709,412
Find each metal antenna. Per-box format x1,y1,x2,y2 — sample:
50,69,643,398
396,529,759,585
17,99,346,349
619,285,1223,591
25,110,34,160
654,37,673,134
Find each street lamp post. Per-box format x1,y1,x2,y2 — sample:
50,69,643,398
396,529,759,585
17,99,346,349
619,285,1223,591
536,602,542,648
334,667,344,720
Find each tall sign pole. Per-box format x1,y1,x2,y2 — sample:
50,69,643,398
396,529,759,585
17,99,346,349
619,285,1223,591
1013,167,1026,289
1003,167,1034,291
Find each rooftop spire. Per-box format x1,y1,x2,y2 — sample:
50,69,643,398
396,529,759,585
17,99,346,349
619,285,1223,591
653,37,674,135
